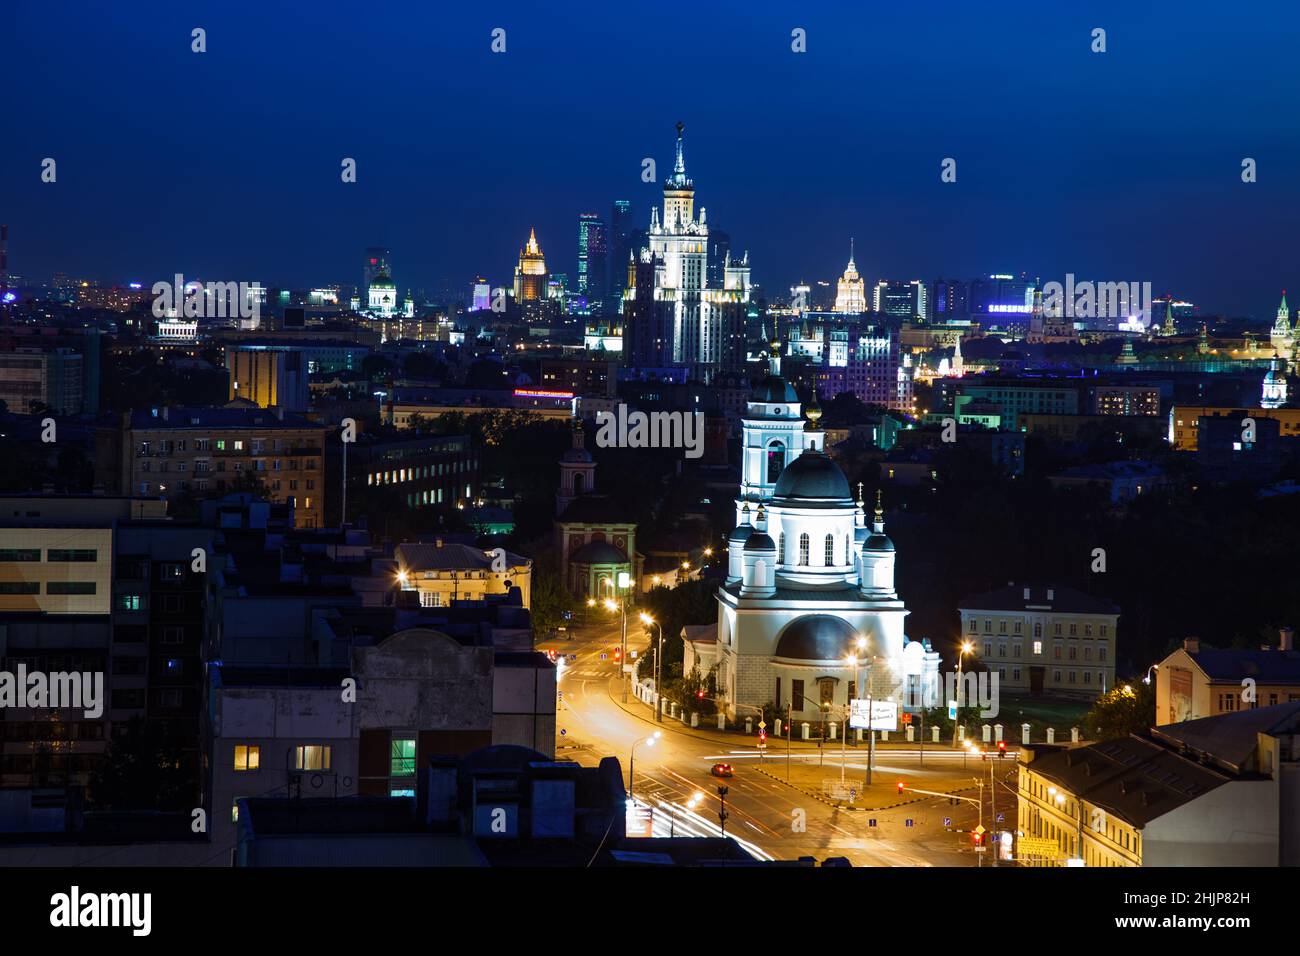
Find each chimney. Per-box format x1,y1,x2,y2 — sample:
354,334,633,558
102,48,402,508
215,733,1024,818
1184,637,1200,654
1281,627,1294,652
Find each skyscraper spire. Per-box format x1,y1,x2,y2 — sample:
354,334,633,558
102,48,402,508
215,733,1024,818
673,121,686,181
849,237,855,267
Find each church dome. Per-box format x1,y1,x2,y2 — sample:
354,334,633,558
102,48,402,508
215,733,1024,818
569,541,628,565
864,532,895,552
752,375,798,404
744,531,776,553
773,614,859,661
772,449,852,501
729,522,754,545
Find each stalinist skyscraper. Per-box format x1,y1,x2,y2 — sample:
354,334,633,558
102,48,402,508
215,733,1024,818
623,123,751,381
834,239,867,314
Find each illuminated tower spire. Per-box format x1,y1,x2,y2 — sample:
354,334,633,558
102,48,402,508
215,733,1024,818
671,121,687,185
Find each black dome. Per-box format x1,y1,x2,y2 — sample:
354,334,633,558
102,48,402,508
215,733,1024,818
569,541,628,564
729,522,754,544
744,532,776,553
773,450,852,501
773,614,859,661
864,532,895,552
751,375,798,404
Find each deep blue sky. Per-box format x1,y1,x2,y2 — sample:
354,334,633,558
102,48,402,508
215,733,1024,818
4,0,1300,318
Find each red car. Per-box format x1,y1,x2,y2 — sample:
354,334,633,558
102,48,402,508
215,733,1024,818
710,763,734,778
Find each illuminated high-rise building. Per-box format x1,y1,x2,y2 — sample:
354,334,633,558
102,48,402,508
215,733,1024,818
623,123,750,379
471,277,491,312
577,214,608,313
609,200,633,314
833,240,867,314
513,228,548,304
872,280,926,320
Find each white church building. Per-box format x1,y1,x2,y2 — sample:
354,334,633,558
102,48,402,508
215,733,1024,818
685,348,941,727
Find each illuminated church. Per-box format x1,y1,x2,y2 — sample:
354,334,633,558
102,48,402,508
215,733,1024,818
684,348,940,725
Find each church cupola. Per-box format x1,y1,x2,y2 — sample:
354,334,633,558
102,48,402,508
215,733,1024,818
859,490,897,599
556,421,596,517
727,503,754,585
740,504,777,597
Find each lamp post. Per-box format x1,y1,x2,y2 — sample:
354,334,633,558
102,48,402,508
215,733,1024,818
641,612,664,722
952,640,973,750
628,731,660,801
602,574,629,703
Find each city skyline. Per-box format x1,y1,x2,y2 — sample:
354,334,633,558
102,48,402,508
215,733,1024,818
4,1,1300,317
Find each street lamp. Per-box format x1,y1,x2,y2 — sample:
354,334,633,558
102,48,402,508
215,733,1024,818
641,612,664,722
952,640,974,750
628,731,661,801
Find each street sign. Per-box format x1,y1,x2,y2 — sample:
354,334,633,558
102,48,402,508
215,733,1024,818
868,818,876,827
599,653,607,660
850,699,898,731
974,825,986,836
943,817,951,827
900,712,912,725
758,720,766,730
560,729,567,736
947,699,958,720
996,813,1004,823
905,819,913,828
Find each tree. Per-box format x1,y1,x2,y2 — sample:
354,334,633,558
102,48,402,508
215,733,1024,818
1082,682,1155,741
87,717,194,810
530,562,575,635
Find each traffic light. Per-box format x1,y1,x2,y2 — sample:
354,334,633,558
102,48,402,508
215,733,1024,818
896,781,905,794
613,648,621,660
972,831,983,845
696,689,705,700
758,731,767,744
998,740,1007,758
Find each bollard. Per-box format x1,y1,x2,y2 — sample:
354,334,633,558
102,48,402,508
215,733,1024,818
829,722,838,741
1021,723,1030,745
717,713,726,731
931,725,940,743
856,728,864,743
1071,726,1079,743
1046,727,1056,744
691,712,699,728
774,718,782,737
745,717,753,734
995,723,1003,743
881,730,888,742
958,724,966,741
906,724,915,743
802,722,811,741
982,724,991,743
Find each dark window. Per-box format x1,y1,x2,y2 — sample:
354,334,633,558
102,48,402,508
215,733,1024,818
0,549,41,562
46,582,96,595
766,442,785,484
47,549,97,562
792,679,805,712
0,582,40,595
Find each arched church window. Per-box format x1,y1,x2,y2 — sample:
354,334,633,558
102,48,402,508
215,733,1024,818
798,533,810,566
777,533,785,564
824,534,834,566
572,473,584,495
766,441,785,484
845,535,851,565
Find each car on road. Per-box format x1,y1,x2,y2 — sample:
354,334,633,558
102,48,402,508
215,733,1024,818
710,763,734,778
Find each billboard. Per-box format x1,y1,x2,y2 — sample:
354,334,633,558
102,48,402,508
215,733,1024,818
849,699,897,731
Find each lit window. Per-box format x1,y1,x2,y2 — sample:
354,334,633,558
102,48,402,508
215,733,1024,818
1032,641,1042,656
391,737,416,777
234,745,260,771
294,745,331,771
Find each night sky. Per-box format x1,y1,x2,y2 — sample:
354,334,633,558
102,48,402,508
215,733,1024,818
5,0,1300,317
